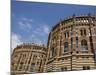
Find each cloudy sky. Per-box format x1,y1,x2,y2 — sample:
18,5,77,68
11,0,96,50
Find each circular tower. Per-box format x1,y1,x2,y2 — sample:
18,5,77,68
45,14,96,72
11,43,47,74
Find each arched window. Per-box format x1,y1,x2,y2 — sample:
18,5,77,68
76,32,78,48
31,63,35,72
52,47,56,57
80,30,83,36
76,37,78,48
80,29,86,36
19,62,23,69
64,42,68,52
81,39,88,51
64,31,69,39
71,38,73,48
84,29,86,36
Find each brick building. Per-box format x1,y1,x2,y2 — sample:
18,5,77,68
11,43,47,74
44,14,96,72
11,14,96,74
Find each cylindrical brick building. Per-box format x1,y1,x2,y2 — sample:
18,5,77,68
44,14,96,72
11,43,47,74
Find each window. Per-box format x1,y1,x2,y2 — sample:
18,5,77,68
71,38,73,48
76,32,78,36
81,39,88,51
52,47,56,57
80,29,86,36
70,32,73,38
80,30,83,36
87,66,90,70
30,63,35,72
19,62,23,69
83,66,86,70
67,31,69,38
76,32,78,48
64,42,68,52
76,37,78,48
64,31,69,39
61,67,67,71
84,29,86,36
83,66,90,70
93,28,96,35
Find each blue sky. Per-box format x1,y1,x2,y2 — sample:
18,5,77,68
11,1,96,49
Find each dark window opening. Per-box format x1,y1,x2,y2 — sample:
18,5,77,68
80,29,87,36
71,38,73,48
52,47,56,57
64,31,69,39
61,67,67,71
81,39,88,51
19,62,23,69
76,37,78,48
83,66,90,70
80,30,83,36
84,29,86,36
30,63,35,72
64,42,68,52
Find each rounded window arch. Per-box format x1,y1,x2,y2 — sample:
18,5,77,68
80,28,86,36
81,39,88,51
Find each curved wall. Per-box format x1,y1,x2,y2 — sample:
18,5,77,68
45,15,96,72
11,43,47,74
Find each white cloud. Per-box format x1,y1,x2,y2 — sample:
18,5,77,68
18,17,33,31
21,17,34,22
11,32,23,52
43,25,50,35
33,24,50,35
29,24,50,45
16,16,50,46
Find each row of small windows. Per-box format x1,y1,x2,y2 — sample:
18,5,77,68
64,39,88,52
64,29,86,39
16,45,44,50
62,19,95,26
51,28,95,55
61,66,90,71
75,19,92,23
61,67,67,71
47,66,90,72
83,66,90,70
64,28,96,39
19,63,36,72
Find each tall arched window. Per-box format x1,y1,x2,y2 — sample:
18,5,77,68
64,42,68,52
19,62,23,69
84,29,86,36
81,39,88,51
64,31,69,39
30,63,35,72
76,37,78,48
52,47,56,57
76,32,78,48
80,29,86,36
